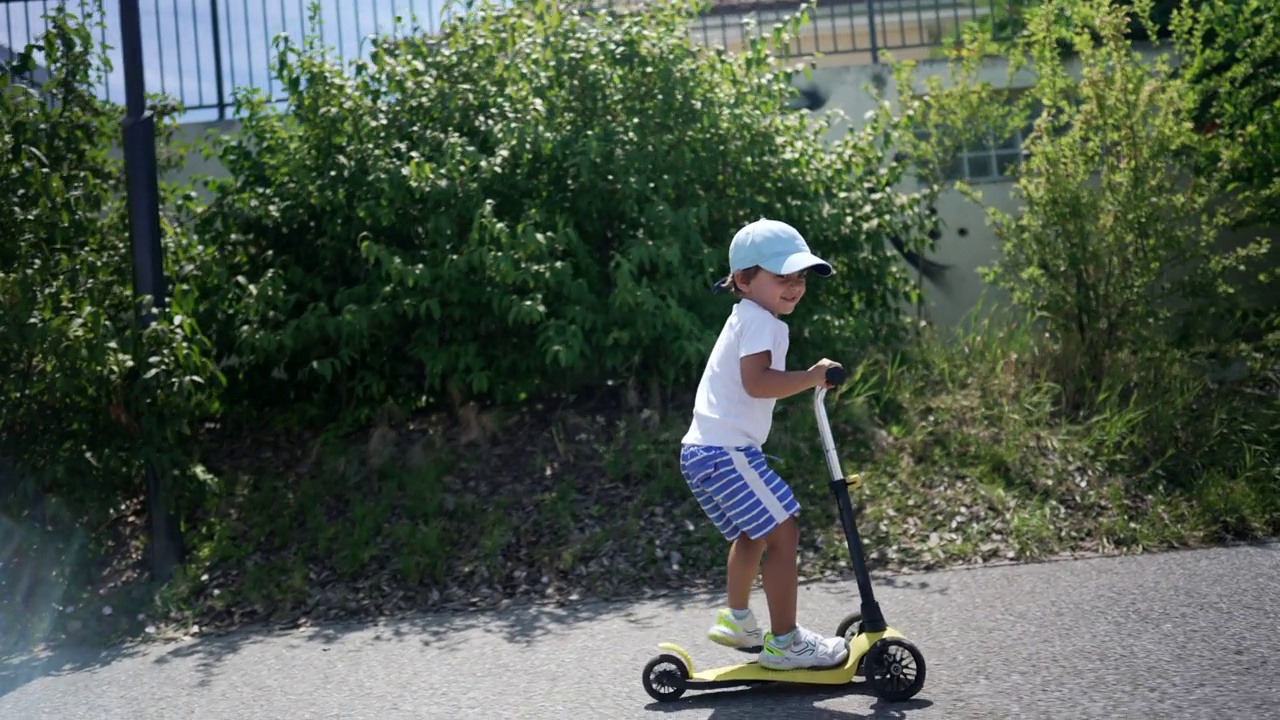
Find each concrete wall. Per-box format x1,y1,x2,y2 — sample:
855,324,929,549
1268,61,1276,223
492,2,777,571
149,119,240,201
801,56,1034,329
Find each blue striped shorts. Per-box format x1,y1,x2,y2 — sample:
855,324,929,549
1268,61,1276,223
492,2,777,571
679,444,801,542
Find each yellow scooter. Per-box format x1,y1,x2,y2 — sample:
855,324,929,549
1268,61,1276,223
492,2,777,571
641,367,927,703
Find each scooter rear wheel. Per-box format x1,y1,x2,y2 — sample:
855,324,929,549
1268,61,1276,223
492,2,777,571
836,611,865,676
642,653,689,702
835,611,863,642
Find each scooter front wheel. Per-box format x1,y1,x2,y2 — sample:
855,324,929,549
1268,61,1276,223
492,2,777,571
642,653,689,702
864,637,927,701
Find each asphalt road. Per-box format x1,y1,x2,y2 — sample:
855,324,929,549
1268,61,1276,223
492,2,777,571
2,543,1278,719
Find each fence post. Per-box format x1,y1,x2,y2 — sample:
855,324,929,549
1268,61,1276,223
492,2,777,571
118,0,184,582
866,0,880,64
210,0,226,119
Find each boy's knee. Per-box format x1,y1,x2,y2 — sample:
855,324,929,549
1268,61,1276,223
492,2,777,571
763,516,798,549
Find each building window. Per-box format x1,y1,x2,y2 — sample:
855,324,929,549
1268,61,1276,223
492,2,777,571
943,126,1024,181
909,91,1042,185
941,98,1039,182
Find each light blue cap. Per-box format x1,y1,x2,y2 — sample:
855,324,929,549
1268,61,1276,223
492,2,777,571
712,218,833,292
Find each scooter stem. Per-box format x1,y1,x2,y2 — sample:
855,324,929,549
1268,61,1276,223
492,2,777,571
814,370,888,634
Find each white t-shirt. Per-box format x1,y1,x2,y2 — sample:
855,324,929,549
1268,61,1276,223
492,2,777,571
681,299,789,449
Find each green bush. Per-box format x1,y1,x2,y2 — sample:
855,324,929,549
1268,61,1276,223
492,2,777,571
0,8,223,524
894,0,1277,497
193,0,940,424
1172,0,1280,228
904,0,1270,394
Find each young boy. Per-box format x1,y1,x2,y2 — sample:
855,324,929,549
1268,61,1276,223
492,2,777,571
679,218,849,671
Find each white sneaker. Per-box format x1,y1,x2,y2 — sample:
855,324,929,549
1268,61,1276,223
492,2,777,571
758,625,850,670
707,608,764,650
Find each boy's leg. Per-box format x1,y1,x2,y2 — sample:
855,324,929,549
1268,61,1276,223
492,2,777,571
726,532,766,611
692,445,802,648
712,447,849,671
681,445,763,650
759,516,798,636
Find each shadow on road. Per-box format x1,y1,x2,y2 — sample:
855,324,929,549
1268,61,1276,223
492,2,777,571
0,643,144,700
144,572,933,689
143,590,717,686
874,575,949,597
1,566,958,696
643,682,934,719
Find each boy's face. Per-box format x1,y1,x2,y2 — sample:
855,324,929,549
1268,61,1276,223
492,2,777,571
736,267,809,316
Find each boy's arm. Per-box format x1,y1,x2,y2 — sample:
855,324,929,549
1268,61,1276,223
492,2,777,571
740,351,834,399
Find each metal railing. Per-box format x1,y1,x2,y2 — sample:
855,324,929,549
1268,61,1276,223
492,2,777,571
687,0,1007,62
2,0,1011,123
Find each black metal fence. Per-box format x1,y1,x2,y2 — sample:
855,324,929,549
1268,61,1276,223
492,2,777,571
2,0,1005,123
689,0,1004,62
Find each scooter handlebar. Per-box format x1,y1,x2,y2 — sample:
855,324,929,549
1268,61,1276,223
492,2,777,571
825,366,845,388
814,365,844,486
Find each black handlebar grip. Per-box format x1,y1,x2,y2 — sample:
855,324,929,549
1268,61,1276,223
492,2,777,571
825,366,845,387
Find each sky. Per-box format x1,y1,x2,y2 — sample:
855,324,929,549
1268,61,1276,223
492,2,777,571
1,0,464,122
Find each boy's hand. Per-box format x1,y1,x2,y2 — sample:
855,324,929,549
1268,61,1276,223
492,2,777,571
809,358,843,388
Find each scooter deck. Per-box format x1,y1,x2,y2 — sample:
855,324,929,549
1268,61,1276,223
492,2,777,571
661,627,906,686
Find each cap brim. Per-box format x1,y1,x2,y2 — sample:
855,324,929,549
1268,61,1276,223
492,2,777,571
762,252,834,277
